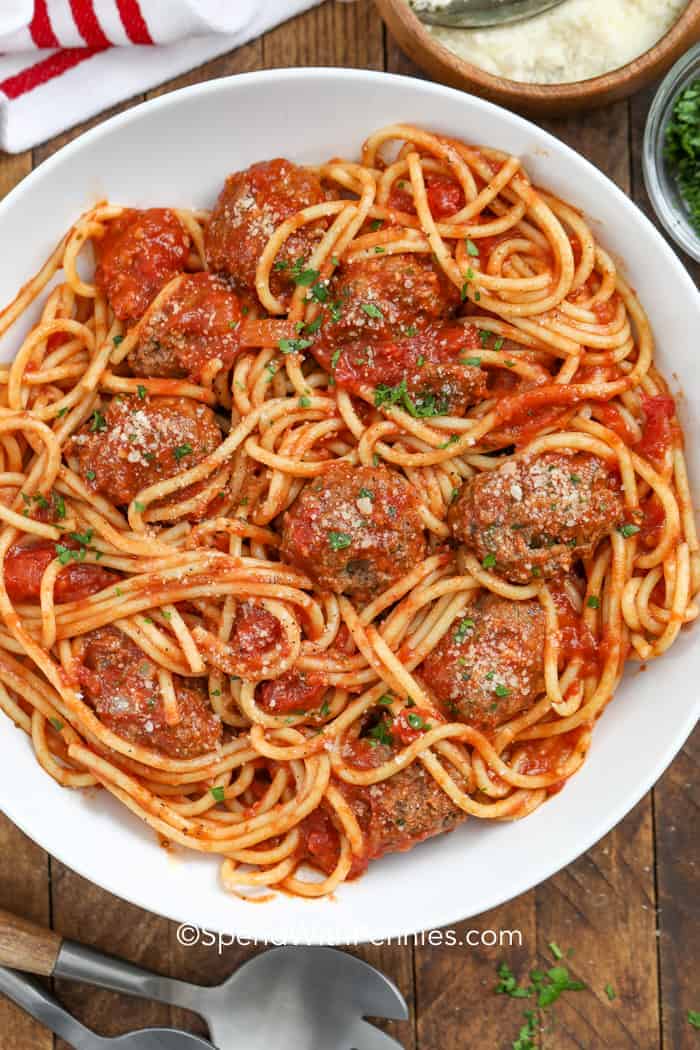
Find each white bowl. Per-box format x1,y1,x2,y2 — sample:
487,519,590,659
0,69,698,945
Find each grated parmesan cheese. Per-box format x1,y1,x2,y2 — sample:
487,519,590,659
420,0,687,84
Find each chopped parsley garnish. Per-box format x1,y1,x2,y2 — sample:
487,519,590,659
329,299,345,323
460,281,469,302
361,302,384,320
494,683,510,698
548,942,563,960
304,314,323,335
482,553,496,569
328,531,351,551
494,337,504,351
137,384,147,399
85,470,96,481
370,219,383,232
319,700,331,717
49,717,64,733
173,443,193,462
367,720,393,748
56,406,69,418
134,501,145,512
299,395,312,408
52,494,66,520
358,487,374,501
330,348,341,370
416,354,425,367
478,329,492,347
618,523,640,538
462,356,481,367
279,337,312,354
454,617,474,643
273,260,289,272
228,319,239,330
466,238,479,257
404,325,418,338
587,595,600,609
664,78,700,234
496,956,586,1047
112,334,124,346
89,409,107,433
569,473,581,484
374,246,385,254
210,786,226,803
374,378,447,418
290,258,320,286
378,694,394,706
406,712,431,731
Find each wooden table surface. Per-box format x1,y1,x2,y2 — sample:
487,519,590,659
0,4,698,1048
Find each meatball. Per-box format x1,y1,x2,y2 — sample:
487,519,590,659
95,208,190,323
420,592,545,731
321,254,459,348
129,273,243,382
449,452,624,583
204,158,329,300
280,462,426,603
77,627,221,758
4,539,116,604
67,395,221,512
300,747,465,879
316,321,487,418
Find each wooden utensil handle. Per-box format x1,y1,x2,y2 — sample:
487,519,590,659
0,909,62,976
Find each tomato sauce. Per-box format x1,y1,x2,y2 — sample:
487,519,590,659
256,670,326,715
388,172,465,220
550,586,599,676
4,539,116,604
635,394,677,470
392,707,435,746
638,493,665,550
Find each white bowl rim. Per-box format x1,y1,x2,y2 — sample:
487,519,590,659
0,66,698,943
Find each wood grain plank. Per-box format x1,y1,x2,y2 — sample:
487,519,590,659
0,816,52,1050
414,898,536,1050
537,799,660,1049
51,864,172,1047
651,727,700,1050
263,0,384,70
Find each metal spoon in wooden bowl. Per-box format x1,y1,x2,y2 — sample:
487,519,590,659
410,0,567,28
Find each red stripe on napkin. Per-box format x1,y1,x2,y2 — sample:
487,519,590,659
69,0,111,49
0,48,103,100
30,0,60,48
116,0,154,45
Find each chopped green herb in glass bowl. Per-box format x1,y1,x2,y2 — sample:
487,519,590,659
644,43,700,263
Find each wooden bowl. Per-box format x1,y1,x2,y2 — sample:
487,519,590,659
374,0,700,116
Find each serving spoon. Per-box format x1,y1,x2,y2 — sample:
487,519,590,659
409,0,567,29
0,908,408,1049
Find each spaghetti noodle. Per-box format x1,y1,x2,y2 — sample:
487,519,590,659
0,124,697,901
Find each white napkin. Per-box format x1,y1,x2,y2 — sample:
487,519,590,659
0,0,323,153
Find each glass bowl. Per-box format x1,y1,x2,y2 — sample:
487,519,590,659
643,42,700,263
